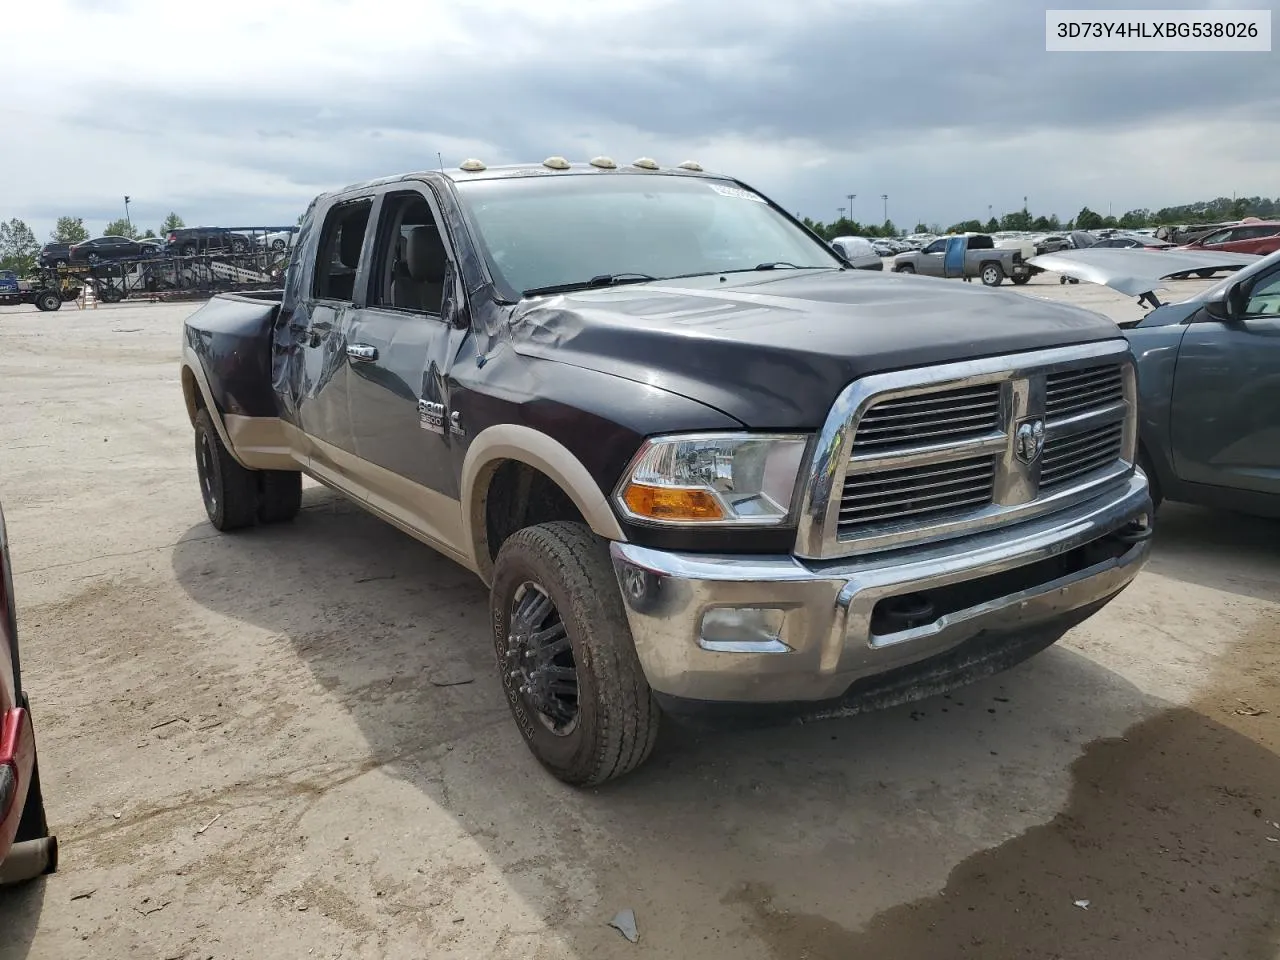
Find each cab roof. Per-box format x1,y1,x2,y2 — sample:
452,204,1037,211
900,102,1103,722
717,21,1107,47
323,160,732,201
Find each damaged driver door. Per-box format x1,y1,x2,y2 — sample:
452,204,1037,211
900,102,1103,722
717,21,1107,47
343,186,469,555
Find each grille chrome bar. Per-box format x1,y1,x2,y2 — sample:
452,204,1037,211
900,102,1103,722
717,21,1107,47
793,340,1138,560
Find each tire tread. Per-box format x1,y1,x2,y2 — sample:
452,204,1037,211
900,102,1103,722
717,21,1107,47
493,522,659,785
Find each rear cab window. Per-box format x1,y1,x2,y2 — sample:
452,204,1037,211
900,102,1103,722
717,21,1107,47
313,199,374,302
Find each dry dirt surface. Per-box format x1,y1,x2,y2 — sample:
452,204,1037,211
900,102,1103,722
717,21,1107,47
0,275,1277,960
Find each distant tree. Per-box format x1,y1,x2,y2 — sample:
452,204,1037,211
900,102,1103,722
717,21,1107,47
0,218,40,274
1031,215,1051,231
141,228,157,238
102,218,138,239
983,217,999,233
297,212,305,225
161,212,185,233
1101,215,1119,228
913,222,929,234
50,216,89,244
882,219,897,237
1230,197,1248,220
947,219,983,234
1118,209,1150,229
1074,206,1104,231
1000,209,1032,232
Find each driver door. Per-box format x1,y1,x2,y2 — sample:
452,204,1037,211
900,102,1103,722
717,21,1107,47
1170,263,1280,495
917,238,947,276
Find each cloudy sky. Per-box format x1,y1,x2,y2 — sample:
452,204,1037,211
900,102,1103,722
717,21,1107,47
2,0,1275,239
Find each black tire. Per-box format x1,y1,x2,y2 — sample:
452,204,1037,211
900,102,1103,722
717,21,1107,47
1195,269,1215,279
1010,275,1031,285
258,470,302,524
194,409,258,531
896,264,915,274
86,253,100,265
35,291,61,312
271,239,286,251
182,244,198,256
491,522,660,786
980,262,1005,286
13,698,51,849
230,238,248,254
54,259,67,269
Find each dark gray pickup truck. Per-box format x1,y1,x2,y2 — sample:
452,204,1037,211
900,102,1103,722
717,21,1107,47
180,157,1154,785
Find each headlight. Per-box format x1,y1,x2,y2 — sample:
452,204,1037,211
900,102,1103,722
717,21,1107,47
614,433,810,526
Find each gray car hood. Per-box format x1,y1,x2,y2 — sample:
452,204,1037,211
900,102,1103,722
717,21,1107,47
1028,248,1262,297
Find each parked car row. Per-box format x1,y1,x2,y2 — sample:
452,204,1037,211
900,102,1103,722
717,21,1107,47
36,226,299,268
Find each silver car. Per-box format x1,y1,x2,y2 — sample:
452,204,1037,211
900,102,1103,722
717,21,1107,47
830,236,884,271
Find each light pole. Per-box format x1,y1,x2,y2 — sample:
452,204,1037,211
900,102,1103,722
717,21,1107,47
881,194,888,224
847,193,856,224
837,206,846,224
123,195,132,235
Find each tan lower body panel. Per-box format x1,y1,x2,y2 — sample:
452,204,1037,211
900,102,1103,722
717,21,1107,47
303,434,477,575
223,414,307,471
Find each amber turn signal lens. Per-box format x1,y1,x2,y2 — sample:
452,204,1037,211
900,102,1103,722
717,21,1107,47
621,483,725,521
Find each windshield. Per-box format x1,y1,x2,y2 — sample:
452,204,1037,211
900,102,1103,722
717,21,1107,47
454,173,840,296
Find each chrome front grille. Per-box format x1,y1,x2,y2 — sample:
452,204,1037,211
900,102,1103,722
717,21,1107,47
838,455,997,533
795,342,1138,559
1040,422,1125,490
1045,364,1124,420
852,384,1002,453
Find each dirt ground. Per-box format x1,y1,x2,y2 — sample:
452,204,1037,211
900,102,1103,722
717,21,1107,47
0,272,1277,960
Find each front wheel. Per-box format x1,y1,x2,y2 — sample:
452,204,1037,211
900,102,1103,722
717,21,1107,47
491,522,660,786
895,264,915,274
35,291,61,312
980,262,1005,286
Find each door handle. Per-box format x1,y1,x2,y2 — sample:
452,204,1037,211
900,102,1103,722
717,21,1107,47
347,344,378,362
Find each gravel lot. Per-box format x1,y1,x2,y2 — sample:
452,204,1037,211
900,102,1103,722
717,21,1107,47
1,272,1277,959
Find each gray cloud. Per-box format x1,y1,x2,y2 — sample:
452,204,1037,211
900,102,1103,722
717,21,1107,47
7,0,1278,234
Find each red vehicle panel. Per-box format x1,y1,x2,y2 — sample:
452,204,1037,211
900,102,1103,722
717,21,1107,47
1179,222,1280,256
0,500,56,885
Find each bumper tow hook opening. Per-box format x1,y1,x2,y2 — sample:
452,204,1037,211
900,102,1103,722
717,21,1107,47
873,593,937,634
1110,517,1154,546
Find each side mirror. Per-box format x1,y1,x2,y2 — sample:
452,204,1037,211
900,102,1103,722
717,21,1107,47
1204,283,1247,322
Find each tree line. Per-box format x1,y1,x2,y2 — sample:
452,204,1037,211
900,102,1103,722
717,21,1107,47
0,212,188,273
801,195,1279,242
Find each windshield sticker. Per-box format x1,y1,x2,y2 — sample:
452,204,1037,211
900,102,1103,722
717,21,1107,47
708,184,766,203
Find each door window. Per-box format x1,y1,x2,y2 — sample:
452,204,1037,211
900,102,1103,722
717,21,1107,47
368,191,449,316
314,199,373,302
1243,268,1280,316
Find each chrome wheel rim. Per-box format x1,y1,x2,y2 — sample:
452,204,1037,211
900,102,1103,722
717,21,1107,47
505,581,578,736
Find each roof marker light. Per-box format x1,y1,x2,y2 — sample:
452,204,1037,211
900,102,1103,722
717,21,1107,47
543,156,571,170
590,156,617,169
677,160,703,172
459,159,487,172
632,158,659,170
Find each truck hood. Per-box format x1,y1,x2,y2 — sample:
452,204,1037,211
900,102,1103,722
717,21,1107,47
506,269,1121,428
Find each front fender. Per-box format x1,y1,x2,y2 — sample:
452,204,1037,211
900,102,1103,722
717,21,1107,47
460,425,627,584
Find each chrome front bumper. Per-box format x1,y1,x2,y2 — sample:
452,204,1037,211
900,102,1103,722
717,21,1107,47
610,472,1152,704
